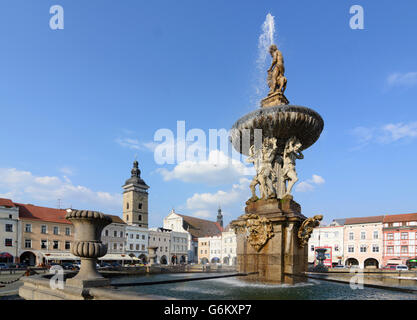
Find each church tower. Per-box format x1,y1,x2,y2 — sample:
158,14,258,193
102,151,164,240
122,160,149,228
217,206,223,228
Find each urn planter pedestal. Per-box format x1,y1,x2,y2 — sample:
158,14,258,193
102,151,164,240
65,210,112,288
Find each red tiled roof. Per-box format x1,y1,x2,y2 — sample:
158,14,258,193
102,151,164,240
345,215,384,225
16,203,71,225
177,214,223,238
0,198,16,208
383,213,417,223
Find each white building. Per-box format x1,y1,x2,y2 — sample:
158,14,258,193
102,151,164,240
308,219,345,267
0,199,20,263
125,224,148,263
208,235,222,263
163,209,223,263
101,215,129,262
170,231,189,264
221,226,237,266
148,228,171,265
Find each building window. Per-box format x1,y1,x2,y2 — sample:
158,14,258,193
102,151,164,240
360,245,367,253
334,245,339,252
310,245,315,252
113,231,117,237
53,226,59,235
130,244,133,250
41,240,47,249
105,230,109,236
139,215,142,221
349,232,354,240
5,239,12,247
373,231,378,239
360,232,366,240
372,245,379,252
25,239,32,248
348,245,354,253
142,235,145,240
5,224,13,232
120,231,123,238
113,243,117,250
53,241,59,249
65,241,70,250
401,246,408,254
130,234,134,239
136,234,139,239
387,246,394,254
65,227,71,236
135,244,139,250
119,243,123,250
41,225,47,234
387,233,394,240
25,224,32,233
126,202,129,209
142,244,145,250
127,215,129,221
401,232,409,240
138,203,142,209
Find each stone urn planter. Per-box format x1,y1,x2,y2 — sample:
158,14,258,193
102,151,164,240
65,209,112,288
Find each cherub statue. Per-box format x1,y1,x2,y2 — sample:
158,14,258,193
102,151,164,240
282,136,304,195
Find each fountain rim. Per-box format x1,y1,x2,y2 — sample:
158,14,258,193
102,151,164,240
230,104,324,155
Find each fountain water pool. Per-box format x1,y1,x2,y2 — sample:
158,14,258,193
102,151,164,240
109,273,417,300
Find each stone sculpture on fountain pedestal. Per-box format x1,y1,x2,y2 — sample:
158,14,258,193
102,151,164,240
230,43,324,284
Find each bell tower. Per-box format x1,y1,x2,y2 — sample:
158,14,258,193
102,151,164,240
122,160,149,228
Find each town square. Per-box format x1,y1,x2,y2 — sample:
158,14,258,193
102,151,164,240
0,0,417,313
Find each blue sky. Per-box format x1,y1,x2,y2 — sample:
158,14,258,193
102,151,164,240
0,1,416,227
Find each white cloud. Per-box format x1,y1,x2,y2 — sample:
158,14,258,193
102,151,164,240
158,150,254,185
295,174,325,193
351,121,417,147
185,178,251,219
387,72,417,87
0,168,122,213
59,167,75,176
115,137,156,152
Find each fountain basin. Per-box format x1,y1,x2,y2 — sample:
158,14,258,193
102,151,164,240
230,105,324,156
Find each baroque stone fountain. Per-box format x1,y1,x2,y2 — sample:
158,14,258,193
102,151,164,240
230,44,323,284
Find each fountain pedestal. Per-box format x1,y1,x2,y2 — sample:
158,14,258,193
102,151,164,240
232,197,309,284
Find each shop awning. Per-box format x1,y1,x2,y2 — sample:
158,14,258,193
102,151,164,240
41,252,79,261
99,254,133,261
0,252,13,258
386,259,403,265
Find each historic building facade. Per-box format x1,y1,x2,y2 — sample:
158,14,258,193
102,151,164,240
0,199,20,263
198,237,210,264
382,213,417,266
17,203,75,266
148,228,171,264
163,209,223,263
343,216,384,269
221,225,237,266
308,219,345,267
101,215,127,259
125,224,148,262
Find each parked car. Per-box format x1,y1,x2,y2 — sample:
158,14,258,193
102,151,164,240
383,265,397,270
111,262,122,268
0,263,8,269
396,265,408,271
333,265,345,269
61,263,76,270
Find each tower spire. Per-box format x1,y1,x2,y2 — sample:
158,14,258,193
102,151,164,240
217,206,223,228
